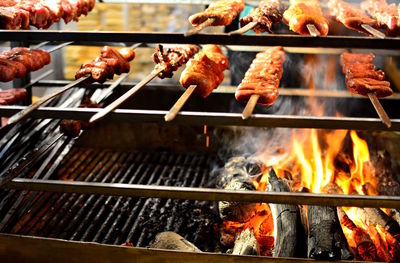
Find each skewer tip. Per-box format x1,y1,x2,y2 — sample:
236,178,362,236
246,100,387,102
164,114,173,122
241,94,260,120
306,24,321,37
361,24,386,39
229,21,258,36
184,18,215,37
367,93,392,128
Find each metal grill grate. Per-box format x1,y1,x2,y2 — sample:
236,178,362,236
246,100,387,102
0,147,218,251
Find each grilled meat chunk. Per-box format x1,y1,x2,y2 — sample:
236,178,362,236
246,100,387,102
189,0,245,27
240,0,282,33
283,0,329,36
235,46,285,106
180,45,228,98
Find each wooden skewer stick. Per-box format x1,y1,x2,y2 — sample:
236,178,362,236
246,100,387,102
367,93,391,128
361,24,385,39
306,24,321,37
89,66,164,123
7,75,90,125
164,85,197,122
185,18,216,37
242,94,260,120
229,21,258,35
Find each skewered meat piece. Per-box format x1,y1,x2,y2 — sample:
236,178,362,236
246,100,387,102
328,0,378,35
235,46,285,106
180,45,228,98
0,88,27,105
100,46,132,75
346,78,392,97
75,46,135,83
361,0,399,35
60,96,100,137
0,47,51,82
3,47,51,71
283,0,329,36
189,0,245,27
0,0,95,29
152,44,199,79
240,0,282,33
341,52,392,98
0,4,30,29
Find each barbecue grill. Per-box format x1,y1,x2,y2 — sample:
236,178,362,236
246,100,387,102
0,1,400,262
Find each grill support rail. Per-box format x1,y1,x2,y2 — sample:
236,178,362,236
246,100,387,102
0,106,398,131
4,178,400,209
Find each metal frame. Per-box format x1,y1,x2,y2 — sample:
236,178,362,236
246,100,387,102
32,80,400,99
0,106,398,131
1,31,400,49
5,178,400,209
0,234,371,263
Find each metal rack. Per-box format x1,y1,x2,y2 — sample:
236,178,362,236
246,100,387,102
0,7,400,262
1,31,400,49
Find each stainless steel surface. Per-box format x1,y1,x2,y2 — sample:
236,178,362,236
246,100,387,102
5,178,400,209
0,234,375,263
1,31,399,49
0,106,399,131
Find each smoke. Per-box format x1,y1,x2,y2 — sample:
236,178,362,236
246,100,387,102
215,52,360,169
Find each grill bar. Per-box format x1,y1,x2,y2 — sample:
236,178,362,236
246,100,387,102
0,234,373,263
0,107,398,131
0,31,399,50
5,179,400,209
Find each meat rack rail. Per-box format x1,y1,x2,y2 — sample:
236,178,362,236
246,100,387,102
1,30,400,50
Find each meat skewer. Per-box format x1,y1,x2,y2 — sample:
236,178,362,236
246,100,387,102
185,0,245,36
328,0,385,38
360,0,399,36
164,44,229,122
0,0,96,30
236,46,285,120
89,44,199,123
340,52,392,127
7,43,138,126
283,0,329,36
230,0,282,35
0,47,51,82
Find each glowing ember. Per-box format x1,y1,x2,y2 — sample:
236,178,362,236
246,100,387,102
223,128,398,261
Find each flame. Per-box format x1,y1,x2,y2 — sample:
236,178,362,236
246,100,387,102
336,131,376,196
221,54,396,260
223,203,274,256
273,129,347,193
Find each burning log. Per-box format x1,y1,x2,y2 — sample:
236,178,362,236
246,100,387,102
218,156,263,222
388,209,400,226
150,232,201,252
354,207,400,242
232,228,260,256
266,167,300,257
307,205,353,260
337,207,378,261
218,178,257,222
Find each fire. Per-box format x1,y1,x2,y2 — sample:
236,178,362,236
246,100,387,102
273,129,347,193
335,131,376,196
224,203,274,256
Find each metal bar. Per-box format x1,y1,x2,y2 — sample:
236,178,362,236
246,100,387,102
7,76,90,125
0,31,399,50
21,70,53,90
0,233,378,263
0,133,63,188
0,107,399,131
5,179,400,209
46,41,74,53
9,80,400,100
70,153,130,241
